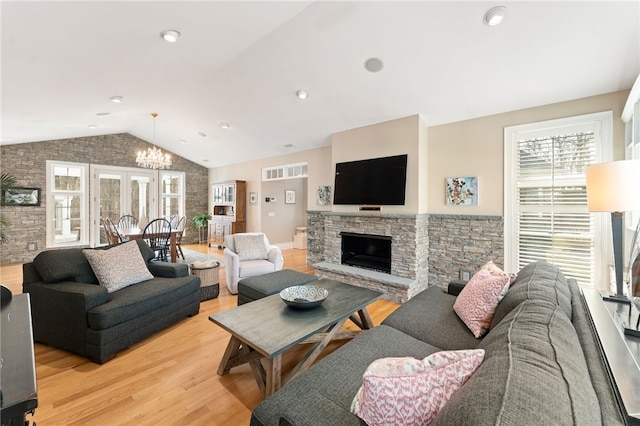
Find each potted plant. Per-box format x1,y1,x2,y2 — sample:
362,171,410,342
0,173,17,243
192,212,211,244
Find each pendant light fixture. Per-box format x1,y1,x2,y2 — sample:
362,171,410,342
136,113,172,170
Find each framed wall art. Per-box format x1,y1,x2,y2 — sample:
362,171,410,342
285,190,296,204
1,187,41,206
446,177,478,206
316,186,331,206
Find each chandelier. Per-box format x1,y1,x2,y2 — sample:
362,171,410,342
136,113,172,169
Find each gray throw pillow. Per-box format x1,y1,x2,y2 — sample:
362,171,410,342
234,234,268,261
83,240,154,293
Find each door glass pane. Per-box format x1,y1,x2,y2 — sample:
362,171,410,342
99,174,121,244
225,185,234,203
99,174,121,221
130,175,150,219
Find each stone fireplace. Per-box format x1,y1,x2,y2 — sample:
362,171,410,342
307,212,504,303
307,211,429,303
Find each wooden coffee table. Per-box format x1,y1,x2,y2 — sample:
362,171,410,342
209,278,383,398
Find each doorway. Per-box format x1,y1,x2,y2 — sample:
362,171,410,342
90,165,157,245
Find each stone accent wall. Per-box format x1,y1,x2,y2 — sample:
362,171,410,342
308,212,504,298
428,214,504,287
0,133,208,264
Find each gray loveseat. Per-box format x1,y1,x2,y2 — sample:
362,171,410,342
22,239,201,364
251,261,626,425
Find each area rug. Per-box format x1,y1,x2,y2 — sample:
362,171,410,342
178,248,225,268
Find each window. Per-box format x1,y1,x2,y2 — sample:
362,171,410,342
262,162,308,181
160,171,185,219
46,161,89,247
504,112,612,288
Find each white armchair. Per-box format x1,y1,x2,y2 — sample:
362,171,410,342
223,232,284,294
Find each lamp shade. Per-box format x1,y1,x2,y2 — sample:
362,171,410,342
586,160,640,212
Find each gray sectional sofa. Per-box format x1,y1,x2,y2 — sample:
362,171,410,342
251,261,626,425
22,240,201,364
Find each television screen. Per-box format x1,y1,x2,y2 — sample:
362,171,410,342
333,154,407,205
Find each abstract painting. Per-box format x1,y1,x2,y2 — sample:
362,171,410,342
446,177,478,206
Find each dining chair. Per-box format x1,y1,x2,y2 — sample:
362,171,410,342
168,214,180,229
174,216,186,260
100,217,122,245
117,215,139,231
142,218,171,262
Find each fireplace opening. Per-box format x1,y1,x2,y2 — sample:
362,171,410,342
340,232,391,274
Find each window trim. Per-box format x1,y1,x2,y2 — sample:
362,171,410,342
262,162,308,181
160,170,186,220
504,111,613,289
46,160,89,248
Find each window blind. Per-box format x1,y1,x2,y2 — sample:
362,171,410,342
515,132,596,284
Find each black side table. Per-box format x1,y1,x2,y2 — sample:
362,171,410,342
1,293,37,426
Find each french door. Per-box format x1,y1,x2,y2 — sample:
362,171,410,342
90,165,157,245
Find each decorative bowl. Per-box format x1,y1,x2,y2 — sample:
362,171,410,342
280,285,329,309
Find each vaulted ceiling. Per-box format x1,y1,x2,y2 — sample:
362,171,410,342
2,1,638,168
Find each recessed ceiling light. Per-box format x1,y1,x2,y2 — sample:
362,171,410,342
179,139,186,145
364,58,384,73
96,112,110,116
296,90,309,100
283,144,294,148
483,6,507,26
197,131,207,138
203,159,209,162
220,122,230,129
110,96,123,103
88,124,98,129
160,30,181,43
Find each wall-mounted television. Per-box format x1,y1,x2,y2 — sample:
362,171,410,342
333,154,408,205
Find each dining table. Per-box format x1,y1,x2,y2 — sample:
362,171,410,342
118,227,183,263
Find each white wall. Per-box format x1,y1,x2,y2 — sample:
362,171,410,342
261,178,307,246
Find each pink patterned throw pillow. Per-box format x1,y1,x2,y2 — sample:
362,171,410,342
351,349,485,426
453,261,512,338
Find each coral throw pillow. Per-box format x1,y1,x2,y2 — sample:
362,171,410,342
453,261,512,338
83,240,154,293
351,349,485,426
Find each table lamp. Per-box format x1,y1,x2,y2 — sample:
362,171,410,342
586,160,640,303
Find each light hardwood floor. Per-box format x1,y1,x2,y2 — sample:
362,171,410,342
0,245,400,425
